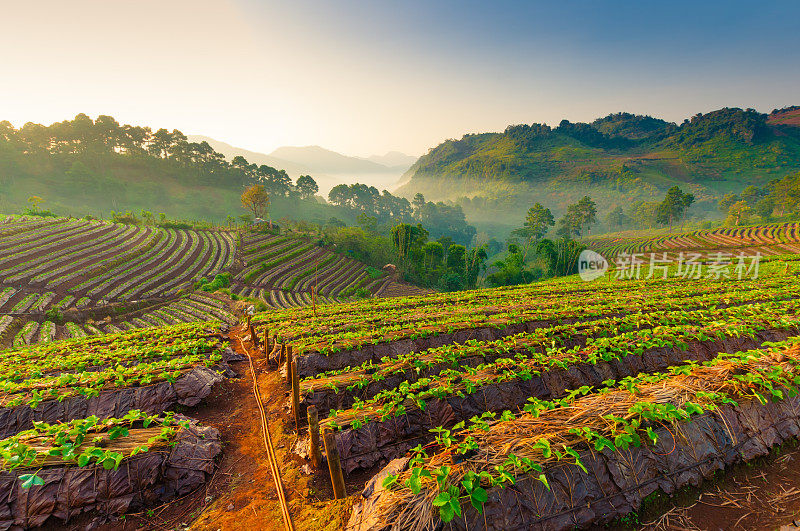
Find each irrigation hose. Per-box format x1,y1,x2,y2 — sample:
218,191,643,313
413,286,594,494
237,334,295,531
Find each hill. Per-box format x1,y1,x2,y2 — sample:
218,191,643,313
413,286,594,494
185,135,314,175
398,106,800,226
188,137,416,176
0,115,365,224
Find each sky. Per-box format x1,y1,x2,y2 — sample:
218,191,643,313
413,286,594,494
1,0,799,157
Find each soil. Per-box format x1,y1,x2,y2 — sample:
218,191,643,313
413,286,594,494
605,440,800,531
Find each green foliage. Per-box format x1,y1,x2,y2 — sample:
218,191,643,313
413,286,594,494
44,307,64,324
655,186,694,226
486,244,541,287
399,107,800,227
196,272,231,292
536,238,585,277
0,114,347,223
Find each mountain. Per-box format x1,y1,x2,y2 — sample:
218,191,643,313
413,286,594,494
186,136,311,175
398,107,800,225
363,151,419,170
189,137,416,196
269,145,391,174
191,137,416,175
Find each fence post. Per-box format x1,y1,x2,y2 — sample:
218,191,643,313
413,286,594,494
291,359,300,430
323,428,346,499
307,406,321,468
285,345,293,385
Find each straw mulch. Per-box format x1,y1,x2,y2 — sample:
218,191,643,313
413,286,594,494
370,344,800,530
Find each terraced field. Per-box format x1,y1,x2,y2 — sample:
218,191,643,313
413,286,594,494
231,230,392,309
0,216,239,347
5,231,800,529
0,216,407,348
585,221,800,259
242,257,800,530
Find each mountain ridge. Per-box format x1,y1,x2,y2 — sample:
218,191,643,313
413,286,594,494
398,106,800,224
188,136,416,176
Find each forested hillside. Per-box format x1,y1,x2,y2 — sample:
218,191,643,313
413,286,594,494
0,115,344,223
399,107,800,226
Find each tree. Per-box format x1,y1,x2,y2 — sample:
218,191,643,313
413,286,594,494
412,193,426,219
464,246,488,288
295,175,319,200
740,185,763,206
391,223,428,260
241,184,270,219
27,196,43,212
605,206,629,231
574,196,598,233
655,186,694,226
512,203,554,258
754,197,775,220
718,193,738,213
726,200,752,226
629,200,660,229
557,196,597,238
446,244,467,275
423,241,444,269
535,238,585,277
356,213,378,234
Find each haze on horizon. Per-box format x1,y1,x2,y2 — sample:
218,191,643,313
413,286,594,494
2,0,799,158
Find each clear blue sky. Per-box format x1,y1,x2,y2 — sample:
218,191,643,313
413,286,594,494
3,0,798,156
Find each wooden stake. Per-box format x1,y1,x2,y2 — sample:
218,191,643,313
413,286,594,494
285,345,293,385
250,323,257,349
291,359,300,430
263,328,270,355
280,343,286,366
323,428,346,499
307,406,321,469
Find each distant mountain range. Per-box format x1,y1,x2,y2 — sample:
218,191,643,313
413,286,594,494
398,106,800,225
188,136,417,176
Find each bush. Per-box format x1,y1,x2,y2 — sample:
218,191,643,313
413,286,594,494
366,266,383,279
44,307,64,324
438,272,465,292
22,208,59,218
196,272,231,292
355,287,371,299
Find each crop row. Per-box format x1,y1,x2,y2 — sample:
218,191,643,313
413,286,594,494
585,222,800,258
42,225,152,289
17,224,136,284
0,412,220,527
255,267,794,343
353,339,800,530
301,297,800,413
319,309,799,473
273,274,800,377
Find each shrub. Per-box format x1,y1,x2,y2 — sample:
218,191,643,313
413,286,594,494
196,273,231,292
355,287,371,299
44,308,64,324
